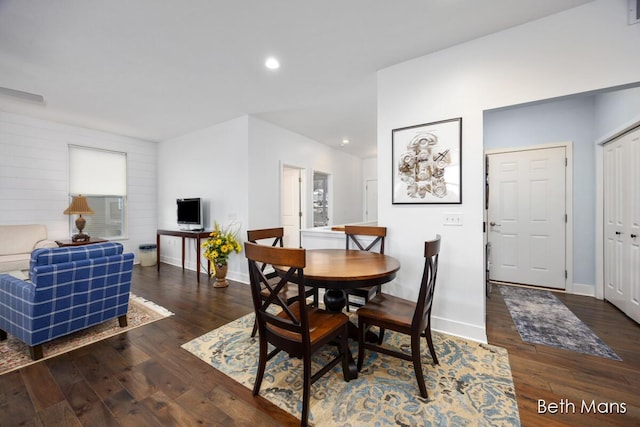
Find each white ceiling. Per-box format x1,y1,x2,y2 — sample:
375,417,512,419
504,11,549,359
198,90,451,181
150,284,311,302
0,0,593,158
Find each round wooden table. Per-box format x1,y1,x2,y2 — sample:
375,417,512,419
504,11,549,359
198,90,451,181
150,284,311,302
277,248,400,379
298,249,401,313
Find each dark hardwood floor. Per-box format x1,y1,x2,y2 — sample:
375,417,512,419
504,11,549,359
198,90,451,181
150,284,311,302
487,284,640,427
2,265,639,426
1,264,299,427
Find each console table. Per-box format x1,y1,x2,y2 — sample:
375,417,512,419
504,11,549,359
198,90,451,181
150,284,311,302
56,238,108,247
156,229,211,283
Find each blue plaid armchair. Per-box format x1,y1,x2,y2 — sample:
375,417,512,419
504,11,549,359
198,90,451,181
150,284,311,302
0,242,134,360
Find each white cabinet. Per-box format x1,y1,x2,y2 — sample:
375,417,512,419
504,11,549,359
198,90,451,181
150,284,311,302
604,126,640,323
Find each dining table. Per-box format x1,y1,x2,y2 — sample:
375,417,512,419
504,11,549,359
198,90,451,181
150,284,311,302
274,249,400,378
276,248,401,379
296,248,401,313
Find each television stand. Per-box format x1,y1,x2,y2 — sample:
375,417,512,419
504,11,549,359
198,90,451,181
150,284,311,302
156,229,211,283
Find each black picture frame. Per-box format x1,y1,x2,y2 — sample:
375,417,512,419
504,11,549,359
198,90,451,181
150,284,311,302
392,117,462,204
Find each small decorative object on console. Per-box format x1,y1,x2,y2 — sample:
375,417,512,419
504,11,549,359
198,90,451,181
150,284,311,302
63,194,94,242
201,222,242,288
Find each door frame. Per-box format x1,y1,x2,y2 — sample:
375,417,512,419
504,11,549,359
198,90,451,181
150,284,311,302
595,117,640,301
484,141,574,293
364,179,378,223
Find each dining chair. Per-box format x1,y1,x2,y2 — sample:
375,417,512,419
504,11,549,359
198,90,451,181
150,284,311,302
245,241,351,427
247,227,318,337
344,225,387,311
356,235,441,399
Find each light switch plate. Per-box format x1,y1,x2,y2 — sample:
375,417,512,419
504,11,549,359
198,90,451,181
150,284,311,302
443,212,463,226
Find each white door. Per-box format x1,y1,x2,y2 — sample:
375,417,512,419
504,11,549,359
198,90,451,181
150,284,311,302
488,146,566,289
604,137,627,310
630,131,640,323
604,127,640,323
365,179,378,223
281,166,303,248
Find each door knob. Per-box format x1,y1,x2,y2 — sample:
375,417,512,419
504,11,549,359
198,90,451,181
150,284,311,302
489,222,501,227
615,231,622,235
632,234,638,239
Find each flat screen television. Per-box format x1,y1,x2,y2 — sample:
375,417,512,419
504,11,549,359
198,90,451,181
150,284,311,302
177,198,202,227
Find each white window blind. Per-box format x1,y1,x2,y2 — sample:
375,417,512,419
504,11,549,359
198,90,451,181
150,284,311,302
69,146,127,195
68,146,127,239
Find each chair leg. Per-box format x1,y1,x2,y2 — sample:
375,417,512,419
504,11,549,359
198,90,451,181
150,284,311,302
411,333,428,399
301,355,312,427
377,327,385,345
253,336,268,396
340,326,352,381
357,320,366,372
424,319,439,365
250,319,258,337
118,315,128,327
0,328,7,341
29,344,43,361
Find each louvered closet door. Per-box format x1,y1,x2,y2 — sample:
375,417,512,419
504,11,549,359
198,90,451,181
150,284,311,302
604,126,640,323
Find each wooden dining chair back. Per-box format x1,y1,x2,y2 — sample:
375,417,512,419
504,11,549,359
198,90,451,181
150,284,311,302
247,227,284,278
356,235,441,399
247,227,284,248
247,228,317,337
344,225,387,311
245,241,351,426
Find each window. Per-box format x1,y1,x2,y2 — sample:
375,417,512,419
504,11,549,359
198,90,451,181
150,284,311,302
68,146,127,239
313,172,329,227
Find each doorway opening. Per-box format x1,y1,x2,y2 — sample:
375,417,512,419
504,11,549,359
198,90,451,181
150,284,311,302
281,165,306,248
365,179,378,223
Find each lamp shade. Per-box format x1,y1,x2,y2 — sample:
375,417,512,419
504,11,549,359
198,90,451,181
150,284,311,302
63,195,94,215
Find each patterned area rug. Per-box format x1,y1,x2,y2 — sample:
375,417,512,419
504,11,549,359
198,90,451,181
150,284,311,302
499,285,621,361
0,294,173,375
182,313,520,426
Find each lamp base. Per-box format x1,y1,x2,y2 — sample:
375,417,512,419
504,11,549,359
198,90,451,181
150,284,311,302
71,233,90,242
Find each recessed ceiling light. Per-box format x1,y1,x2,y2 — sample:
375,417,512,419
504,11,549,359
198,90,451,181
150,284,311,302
265,57,280,70
341,139,350,146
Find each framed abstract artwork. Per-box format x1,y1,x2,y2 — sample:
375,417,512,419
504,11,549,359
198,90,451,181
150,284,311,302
392,117,462,204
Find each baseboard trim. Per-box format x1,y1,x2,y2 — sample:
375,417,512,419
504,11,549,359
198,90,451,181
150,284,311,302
431,315,487,344
571,282,596,298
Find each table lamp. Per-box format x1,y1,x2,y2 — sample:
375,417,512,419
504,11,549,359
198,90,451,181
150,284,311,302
64,195,94,242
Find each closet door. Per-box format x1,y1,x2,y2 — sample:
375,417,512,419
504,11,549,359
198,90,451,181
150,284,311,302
604,126,640,323
628,130,640,322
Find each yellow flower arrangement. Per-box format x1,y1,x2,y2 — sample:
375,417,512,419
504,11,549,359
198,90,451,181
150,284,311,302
201,222,242,273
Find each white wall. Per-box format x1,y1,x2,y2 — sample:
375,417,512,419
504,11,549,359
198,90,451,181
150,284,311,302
377,0,640,342
0,111,157,259
362,157,377,182
157,115,364,284
247,116,363,230
157,116,249,280
594,86,640,139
